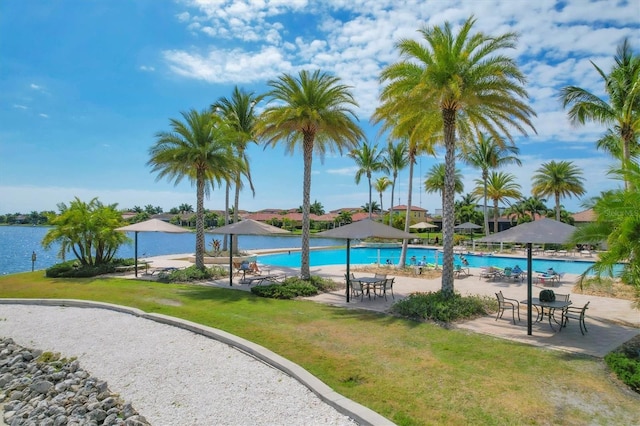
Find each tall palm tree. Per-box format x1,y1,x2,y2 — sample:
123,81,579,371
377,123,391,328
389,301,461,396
473,171,522,233
374,176,391,220
571,162,640,285
349,142,385,219
560,39,640,189
424,163,464,213
212,86,262,253
148,109,240,269
377,16,536,295
256,70,364,279
382,139,409,226
531,160,586,222
459,133,521,236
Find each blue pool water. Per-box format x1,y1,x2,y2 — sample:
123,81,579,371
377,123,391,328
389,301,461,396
259,246,600,275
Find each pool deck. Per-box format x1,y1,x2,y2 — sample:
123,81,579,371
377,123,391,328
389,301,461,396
127,249,639,359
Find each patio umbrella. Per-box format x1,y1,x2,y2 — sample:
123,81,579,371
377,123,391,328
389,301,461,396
409,221,438,243
211,219,290,286
316,219,414,302
116,219,191,277
477,218,577,335
454,221,483,245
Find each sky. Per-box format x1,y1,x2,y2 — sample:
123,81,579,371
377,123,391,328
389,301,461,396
1,0,639,216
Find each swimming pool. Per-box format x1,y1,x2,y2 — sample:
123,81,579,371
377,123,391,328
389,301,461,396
259,246,600,275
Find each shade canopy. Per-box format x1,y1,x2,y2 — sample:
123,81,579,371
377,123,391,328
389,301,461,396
454,222,482,230
212,219,291,236
477,218,577,336
316,219,414,240
116,218,190,234
476,218,576,245
317,219,413,303
211,219,290,286
409,222,438,230
116,219,191,277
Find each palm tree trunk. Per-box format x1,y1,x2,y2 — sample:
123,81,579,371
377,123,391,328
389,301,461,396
555,193,561,221
379,192,384,220
493,199,499,235
222,183,230,252
483,171,489,236
300,133,314,280
367,174,373,219
195,170,206,269
441,109,457,297
233,174,241,255
399,157,414,267
390,174,397,227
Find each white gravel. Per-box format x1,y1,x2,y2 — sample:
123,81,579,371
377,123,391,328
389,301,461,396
0,305,358,426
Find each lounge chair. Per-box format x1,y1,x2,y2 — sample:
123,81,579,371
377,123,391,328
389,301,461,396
248,261,261,275
511,266,525,282
454,264,470,278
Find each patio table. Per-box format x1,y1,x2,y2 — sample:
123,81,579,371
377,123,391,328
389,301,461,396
354,276,386,300
523,298,572,331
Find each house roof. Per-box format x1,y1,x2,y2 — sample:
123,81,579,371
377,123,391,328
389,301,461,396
390,205,428,212
572,208,596,222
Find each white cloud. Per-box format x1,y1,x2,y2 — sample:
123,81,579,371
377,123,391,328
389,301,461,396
39,113,49,118
30,83,43,91
163,45,295,82
139,65,156,72
12,104,28,110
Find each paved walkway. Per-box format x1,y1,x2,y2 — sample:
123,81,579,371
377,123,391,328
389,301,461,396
124,253,639,358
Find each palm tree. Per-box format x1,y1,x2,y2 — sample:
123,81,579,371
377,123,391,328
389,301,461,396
424,163,464,213
560,39,639,189
376,16,536,296
374,176,391,220
571,162,640,286
349,142,385,219
455,193,482,225
474,171,522,233
148,110,240,269
382,139,409,226
257,70,364,279
531,160,586,221
459,133,521,236
212,87,262,253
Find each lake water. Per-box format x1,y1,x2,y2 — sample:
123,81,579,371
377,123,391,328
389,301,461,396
0,225,340,275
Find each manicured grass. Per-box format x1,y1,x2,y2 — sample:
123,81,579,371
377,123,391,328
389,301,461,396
1,272,638,425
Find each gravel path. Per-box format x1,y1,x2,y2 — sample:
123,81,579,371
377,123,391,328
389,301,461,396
0,305,358,426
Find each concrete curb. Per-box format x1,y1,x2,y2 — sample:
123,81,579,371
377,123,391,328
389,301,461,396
0,298,394,426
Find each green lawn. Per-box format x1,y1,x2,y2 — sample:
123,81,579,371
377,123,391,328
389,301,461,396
1,272,638,425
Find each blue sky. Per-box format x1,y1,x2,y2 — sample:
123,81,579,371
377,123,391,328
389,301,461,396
1,0,638,216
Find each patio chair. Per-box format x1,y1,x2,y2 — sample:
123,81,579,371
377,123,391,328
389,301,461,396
374,277,395,301
561,301,590,335
495,291,520,324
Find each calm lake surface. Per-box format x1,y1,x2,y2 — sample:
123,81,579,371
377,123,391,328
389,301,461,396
0,225,340,275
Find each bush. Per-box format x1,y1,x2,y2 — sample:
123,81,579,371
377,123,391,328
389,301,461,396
45,261,117,278
390,291,494,323
605,338,640,393
159,265,224,283
251,278,319,299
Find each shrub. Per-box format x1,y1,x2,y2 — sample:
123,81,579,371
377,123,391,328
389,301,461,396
390,291,494,323
605,352,640,392
251,278,319,299
45,261,117,278
159,265,224,283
